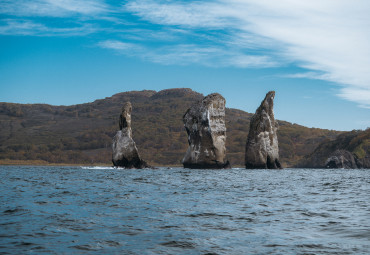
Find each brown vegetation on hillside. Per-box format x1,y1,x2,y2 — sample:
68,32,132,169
297,128,370,168
0,88,341,167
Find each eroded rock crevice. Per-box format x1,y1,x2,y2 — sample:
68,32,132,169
182,93,230,169
245,91,282,169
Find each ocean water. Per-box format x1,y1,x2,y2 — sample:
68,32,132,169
0,166,369,254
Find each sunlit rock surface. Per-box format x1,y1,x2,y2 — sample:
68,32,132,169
245,91,282,169
182,93,230,169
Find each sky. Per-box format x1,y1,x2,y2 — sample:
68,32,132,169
0,0,369,131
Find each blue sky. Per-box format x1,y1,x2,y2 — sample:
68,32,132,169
0,0,369,131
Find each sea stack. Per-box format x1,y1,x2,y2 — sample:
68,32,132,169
182,93,230,169
112,102,149,168
245,91,282,169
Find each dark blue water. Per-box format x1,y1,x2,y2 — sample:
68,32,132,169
0,166,369,254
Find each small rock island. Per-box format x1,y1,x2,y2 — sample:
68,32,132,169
112,102,149,168
245,91,282,169
182,93,230,169
325,149,358,169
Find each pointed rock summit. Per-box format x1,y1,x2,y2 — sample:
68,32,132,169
112,102,149,168
182,93,230,169
245,91,282,169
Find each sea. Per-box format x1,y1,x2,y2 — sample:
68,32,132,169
0,166,369,254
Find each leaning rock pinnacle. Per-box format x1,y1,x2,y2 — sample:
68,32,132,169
112,102,149,168
245,91,282,169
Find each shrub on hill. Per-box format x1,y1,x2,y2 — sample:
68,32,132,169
0,88,342,167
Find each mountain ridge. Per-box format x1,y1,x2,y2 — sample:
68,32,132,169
0,88,342,166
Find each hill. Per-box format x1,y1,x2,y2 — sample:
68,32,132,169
296,128,370,168
0,88,341,167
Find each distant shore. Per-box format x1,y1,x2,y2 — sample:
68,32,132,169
0,160,246,168
0,159,111,167
0,159,187,167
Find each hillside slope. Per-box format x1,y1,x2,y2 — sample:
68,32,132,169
0,88,340,166
296,129,370,168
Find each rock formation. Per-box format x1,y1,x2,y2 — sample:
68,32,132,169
296,129,369,169
112,102,149,168
356,156,370,169
245,91,282,169
182,93,230,169
325,150,357,169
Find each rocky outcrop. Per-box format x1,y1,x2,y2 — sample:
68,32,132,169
182,93,230,169
245,91,282,169
296,129,370,169
325,150,357,168
356,156,370,168
112,102,149,168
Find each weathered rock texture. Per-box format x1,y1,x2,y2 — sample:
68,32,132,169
182,93,230,169
325,150,357,169
112,102,149,168
296,129,370,169
245,91,282,169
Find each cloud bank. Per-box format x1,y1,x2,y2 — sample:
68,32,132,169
1,0,370,108
126,0,370,108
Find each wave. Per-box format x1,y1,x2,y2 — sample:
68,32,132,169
80,166,114,170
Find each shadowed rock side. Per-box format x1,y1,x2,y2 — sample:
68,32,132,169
182,93,231,169
112,102,149,168
325,150,357,169
245,91,282,169
296,129,370,169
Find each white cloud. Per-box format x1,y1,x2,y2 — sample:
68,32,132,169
126,0,370,108
0,0,107,17
281,72,330,80
0,19,96,36
126,1,233,28
99,39,277,68
0,0,107,36
1,0,370,108
338,87,370,109
0,19,47,35
229,55,277,68
98,40,141,51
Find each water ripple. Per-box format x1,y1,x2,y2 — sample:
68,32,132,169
0,166,369,254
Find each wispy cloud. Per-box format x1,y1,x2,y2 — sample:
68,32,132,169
98,40,141,51
1,0,370,108
0,0,108,17
0,19,97,36
126,0,370,108
338,87,370,109
0,0,107,36
281,72,330,80
99,39,277,68
126,0,234,28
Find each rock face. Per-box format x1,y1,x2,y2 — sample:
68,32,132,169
112,102,149,168
357,156,370,169
182,93,230,169
325,150,357,169
245,91,282,169
296,129,370,169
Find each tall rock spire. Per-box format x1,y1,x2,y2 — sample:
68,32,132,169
245,91,282,169
112,102,149,168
